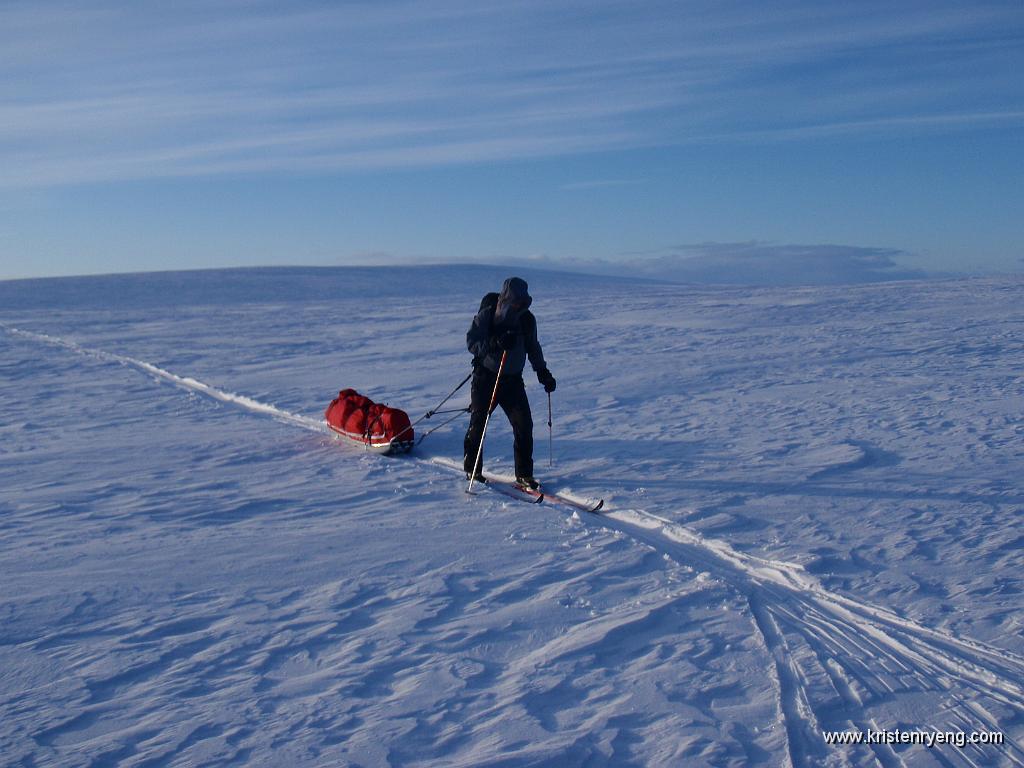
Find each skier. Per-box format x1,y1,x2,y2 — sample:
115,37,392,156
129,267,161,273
464,277,556,489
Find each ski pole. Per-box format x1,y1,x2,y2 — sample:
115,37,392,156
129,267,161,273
467,351,507,494
547,392,553,468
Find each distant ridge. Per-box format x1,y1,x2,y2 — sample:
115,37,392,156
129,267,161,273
0,263,663,312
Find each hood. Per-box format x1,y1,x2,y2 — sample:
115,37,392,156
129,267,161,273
494,277,532,326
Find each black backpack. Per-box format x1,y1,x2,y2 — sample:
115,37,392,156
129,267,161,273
479,291,499,316
475,290,535,346
470,292,501,369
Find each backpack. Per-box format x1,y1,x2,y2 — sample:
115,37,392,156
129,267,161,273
473,290,536,360
479,291,499,317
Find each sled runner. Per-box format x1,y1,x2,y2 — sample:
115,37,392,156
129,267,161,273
324,389,414,454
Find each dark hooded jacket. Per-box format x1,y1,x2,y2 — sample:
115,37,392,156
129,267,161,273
467,277,547,377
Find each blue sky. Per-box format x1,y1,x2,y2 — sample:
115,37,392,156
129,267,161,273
1,0,1022,282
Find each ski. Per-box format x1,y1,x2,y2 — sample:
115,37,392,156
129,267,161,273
433,457,603,513
523,483,605,514
548,492,605,515
470,477,544,505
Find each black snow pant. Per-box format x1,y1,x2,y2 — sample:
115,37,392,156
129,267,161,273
463,368,533,478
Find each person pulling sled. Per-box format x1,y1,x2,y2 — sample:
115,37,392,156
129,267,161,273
464,277,556,489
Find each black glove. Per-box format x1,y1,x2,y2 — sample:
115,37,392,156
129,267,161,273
538,368,556,393
494,329,517,351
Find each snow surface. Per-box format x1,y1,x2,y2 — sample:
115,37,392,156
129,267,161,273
1,265,1023,767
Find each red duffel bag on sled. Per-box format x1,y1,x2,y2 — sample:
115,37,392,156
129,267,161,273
325,389,414,454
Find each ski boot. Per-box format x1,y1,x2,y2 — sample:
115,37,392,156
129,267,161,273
516,476,540,491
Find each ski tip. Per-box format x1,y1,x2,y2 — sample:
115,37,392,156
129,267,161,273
589,499,605,513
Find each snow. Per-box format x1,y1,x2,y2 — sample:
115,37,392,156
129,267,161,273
1,265,1022,766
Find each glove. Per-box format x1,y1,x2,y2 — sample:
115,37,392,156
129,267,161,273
538,368,556,393
494,329,517,351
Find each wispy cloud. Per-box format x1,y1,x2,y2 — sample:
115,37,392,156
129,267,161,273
1,0,1022,186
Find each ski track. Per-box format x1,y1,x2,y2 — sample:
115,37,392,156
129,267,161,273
6,323,1024,767
3,326,329,436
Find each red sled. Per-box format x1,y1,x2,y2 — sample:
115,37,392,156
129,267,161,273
324,388,414,454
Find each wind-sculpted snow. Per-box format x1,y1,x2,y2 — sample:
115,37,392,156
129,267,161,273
2,268,1022,766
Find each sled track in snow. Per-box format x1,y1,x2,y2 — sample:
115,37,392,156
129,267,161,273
8,325,1024,767
4,326,330,435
